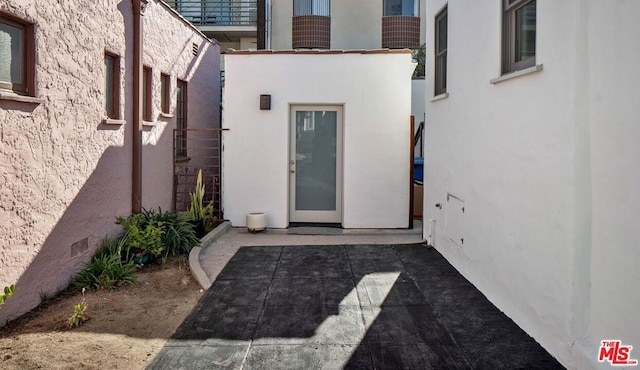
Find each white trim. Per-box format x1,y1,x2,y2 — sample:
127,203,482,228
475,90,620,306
490,64,544,84
289,105,344,224
430,92,449,102
0,91,44,104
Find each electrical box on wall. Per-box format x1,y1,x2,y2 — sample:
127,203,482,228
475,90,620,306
260,94,271,110
445,194,465,246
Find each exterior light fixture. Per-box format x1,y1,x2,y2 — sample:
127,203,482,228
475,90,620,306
260,94,271,110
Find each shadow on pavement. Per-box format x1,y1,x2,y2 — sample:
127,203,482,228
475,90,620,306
149,244,564,369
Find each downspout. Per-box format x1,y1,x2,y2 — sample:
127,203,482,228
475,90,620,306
266,0,272,49
132,0,148,213
257,0,266,49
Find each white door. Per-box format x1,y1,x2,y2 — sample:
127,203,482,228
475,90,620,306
289,106,343,224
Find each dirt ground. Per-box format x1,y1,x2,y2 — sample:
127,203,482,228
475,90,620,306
0,256,204,369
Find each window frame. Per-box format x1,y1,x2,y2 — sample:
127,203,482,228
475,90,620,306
293,0,330,16
0,12,35,96
142,66,152,122
160,73,170,114
383,0,419,17
104,52,121,119
176,79,188,157
502,0,536,74
434,6,447,96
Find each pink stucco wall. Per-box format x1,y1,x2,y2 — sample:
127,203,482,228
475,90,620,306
0,0,220,325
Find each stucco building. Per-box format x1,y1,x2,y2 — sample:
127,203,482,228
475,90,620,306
0,0,220,324
222,50,415,228
423,1,640,368
166,0,425,51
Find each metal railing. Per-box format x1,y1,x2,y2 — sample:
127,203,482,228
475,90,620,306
169,0,258,26
173,128,226,220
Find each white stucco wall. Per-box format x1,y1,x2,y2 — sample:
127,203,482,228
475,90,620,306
222,50,414,229
582,0,640,366
270,0,426,50
423,1,640,369
0,0,219,325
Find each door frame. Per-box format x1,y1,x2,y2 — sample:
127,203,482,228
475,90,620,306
288,104,344,224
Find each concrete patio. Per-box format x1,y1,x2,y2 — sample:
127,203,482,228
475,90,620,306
149,225,563,369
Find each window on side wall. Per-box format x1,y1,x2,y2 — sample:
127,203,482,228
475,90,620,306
104,52,120,119
176,79,187,157
502,0,536,74
383,0,419,17
434,6,447,96
143,66,152,122
161,73,170,114
293,0,330,16
0,12,35,96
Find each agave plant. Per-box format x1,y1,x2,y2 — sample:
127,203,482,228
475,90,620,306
188,169,206,221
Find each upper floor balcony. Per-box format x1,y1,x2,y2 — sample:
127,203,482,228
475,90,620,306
166,0,258,42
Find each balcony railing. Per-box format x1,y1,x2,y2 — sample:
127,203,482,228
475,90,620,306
169,0,257,26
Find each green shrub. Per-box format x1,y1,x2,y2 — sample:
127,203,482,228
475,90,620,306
142,208,200,257
116,213,165,259
0,284,16,309
67,288,89,329
73,239,136,291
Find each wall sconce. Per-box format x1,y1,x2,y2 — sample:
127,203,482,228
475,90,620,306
260,94,271,110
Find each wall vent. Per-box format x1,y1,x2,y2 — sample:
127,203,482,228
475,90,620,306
70,238,89,257
192,43,199,56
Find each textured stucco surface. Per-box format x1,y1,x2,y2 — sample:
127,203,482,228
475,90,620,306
0,0,219,325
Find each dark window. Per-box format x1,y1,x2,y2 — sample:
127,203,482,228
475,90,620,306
104,52,120,119
161,73,170,114
176,79,187,156
143,66,152,121
503,0,536,74
293,0,330,16
434,7,447,96
383,0,419,17
0,12,35,95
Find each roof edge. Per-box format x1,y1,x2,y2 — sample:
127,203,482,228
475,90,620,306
155,0,218,45
224,48,413,55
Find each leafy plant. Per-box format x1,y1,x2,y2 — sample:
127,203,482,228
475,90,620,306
67,288,89,328
412,43,425,79
0,284,16,309
188,169,206,221
142,208,200,258
116,213,165,259
73,238,136,291
203,201,218,232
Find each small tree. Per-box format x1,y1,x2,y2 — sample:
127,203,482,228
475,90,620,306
412,44,425,79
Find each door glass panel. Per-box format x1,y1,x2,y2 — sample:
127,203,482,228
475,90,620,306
295,110,337,211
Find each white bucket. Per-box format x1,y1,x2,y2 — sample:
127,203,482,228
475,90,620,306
246,212,267,233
